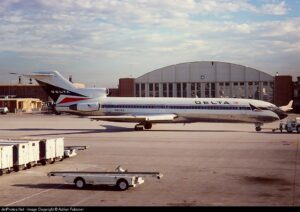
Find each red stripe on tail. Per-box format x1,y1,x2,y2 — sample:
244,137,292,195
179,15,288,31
59,97,90,104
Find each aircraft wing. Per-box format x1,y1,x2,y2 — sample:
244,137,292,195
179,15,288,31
89,114,178,123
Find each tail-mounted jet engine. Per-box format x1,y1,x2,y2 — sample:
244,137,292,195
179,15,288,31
69,103,100,112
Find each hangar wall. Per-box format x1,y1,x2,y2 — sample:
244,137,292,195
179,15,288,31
134,61,274,102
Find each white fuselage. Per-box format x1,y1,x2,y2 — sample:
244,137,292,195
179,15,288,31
22,71,286,129
55,97,280,124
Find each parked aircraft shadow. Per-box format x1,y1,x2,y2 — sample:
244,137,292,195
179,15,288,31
13,183,120,191
0,125,247,135
149,129,246,133
0,125,133,136
248,131,287,134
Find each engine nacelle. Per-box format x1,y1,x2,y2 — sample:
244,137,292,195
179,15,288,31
69,103,100,112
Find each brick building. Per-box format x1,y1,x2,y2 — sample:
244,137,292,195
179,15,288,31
0,84,49,102
274,76,294,106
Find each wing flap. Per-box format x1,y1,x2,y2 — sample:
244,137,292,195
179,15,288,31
89,114,178,123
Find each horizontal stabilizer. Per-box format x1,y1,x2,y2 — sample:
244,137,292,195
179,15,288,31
10,72,55,77
89,114,178,123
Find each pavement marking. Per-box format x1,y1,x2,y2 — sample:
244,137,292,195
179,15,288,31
5,184,64,206
5,166,99,206
71,195,95,206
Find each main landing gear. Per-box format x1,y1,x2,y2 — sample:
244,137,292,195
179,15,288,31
255,123,263,132
134,122,152,131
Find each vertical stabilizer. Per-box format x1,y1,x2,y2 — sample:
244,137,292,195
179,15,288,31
23,71,87,102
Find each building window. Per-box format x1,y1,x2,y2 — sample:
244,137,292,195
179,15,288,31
232,82,245,98
239,82,245,98
135,84,140,97
149,83,154,97
177,83,181,97
211,83,215,98
262,81,273,102
205,83,210,97
248,82,253,98
155,83,159,97
196,83,201,97
254,86,260,100
141,83,145,97
163,83,167,97
183,83,187,97
168,83,173,97
191,83,196,97
223,82,231,97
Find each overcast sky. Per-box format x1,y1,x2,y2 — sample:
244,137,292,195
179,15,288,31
0,0,299,87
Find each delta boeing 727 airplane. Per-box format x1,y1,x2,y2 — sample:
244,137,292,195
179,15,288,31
18,71,291,131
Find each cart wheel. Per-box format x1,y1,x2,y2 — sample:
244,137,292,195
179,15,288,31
297,126,300,133
74,178,86,189
0,170,3,176
116,179,129,191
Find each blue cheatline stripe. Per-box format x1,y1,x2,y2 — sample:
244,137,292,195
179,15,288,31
101,104,251,110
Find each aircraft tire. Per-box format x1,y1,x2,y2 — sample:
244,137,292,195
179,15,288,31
144,122,152,130
255,127,262,132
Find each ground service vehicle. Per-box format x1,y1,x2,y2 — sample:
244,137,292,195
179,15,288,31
47,166,163,191
0,107,8,114
272,118,300,133
283,118,300,133
0,145,13,175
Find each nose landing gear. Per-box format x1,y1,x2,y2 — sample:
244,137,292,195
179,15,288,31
255,123,263,132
